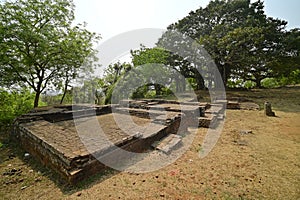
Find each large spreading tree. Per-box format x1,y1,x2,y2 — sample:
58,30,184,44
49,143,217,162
0,0,100,107
159,0,298,88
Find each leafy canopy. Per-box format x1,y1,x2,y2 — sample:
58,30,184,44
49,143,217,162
0,0,100,107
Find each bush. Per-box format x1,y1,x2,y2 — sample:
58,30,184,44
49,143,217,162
261,78,280,88
227,79,244,88
243,80,256,89
131,85,148,99
278,69,300,86
161,87,173,96
144,90,156,98
0,89,35,125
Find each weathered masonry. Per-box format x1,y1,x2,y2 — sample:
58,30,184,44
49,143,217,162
12,99,236,184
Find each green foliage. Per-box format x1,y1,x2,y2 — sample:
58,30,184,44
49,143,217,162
271,29,300,78
102,48,177,103
161,0,296,88
99,1,298,93
226,79,256,89
131,85,148,99
275,69,300,86
259,72,299,89
104,83,116,104
0,89,36,125
244,80,256,89
0,0,99,107
260,69,300,88
185,78,195,90
261,78,279,88
131,46,183,95
102,62,132,104
144,90,156,99
161,87,173,96
41,92,73,105
72,78,104,104
131,46,171,66
227,79,244,88
108,63,173,103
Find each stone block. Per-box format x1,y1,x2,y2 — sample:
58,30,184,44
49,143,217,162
198,114,217,128
152,134,182,154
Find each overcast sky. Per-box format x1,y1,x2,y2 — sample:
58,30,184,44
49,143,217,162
73,0,300,42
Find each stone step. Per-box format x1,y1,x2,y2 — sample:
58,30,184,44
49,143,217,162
152,134,182,154
227,101,240,109
199,102,210,110
198,114,217,128
205,105,223,115
217,114,225,120
214,99,228,105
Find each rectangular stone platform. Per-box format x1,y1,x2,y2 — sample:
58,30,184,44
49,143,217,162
14,112,175,183
12,99,226,184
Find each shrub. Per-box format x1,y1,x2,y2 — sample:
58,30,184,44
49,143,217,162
278,69,300,86
261,78,280,88
243,80,256,89
0,89,35,125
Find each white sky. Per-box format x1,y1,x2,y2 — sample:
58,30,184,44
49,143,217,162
72,0,300,71
73,0,300,42
73,0,210,40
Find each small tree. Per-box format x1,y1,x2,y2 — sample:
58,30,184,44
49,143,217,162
102,62,132,104
131,46,173,94
0,0,100,107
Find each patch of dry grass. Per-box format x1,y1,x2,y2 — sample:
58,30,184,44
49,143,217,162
0,87,299,199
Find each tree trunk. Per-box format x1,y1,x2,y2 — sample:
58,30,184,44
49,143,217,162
216,63,230,89
256,80,262,88
33,81,43,108
60,78,69,104
181,78,186,92
195,74,205,90
176,77,186,93
60,89,67,104
255,77,263,88
34,91,41,108
154,84,162,95
222,64,231,88
176,78,180,93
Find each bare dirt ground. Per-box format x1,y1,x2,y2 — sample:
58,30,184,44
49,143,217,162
0,87,299,199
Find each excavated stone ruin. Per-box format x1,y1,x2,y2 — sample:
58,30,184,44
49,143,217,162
12,99,232,184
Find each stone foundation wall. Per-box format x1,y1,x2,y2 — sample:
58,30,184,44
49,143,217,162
13,99,239,184
12,103,184,184
12,125,74,181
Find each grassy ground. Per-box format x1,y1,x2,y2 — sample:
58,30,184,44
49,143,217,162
0,86,299,199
